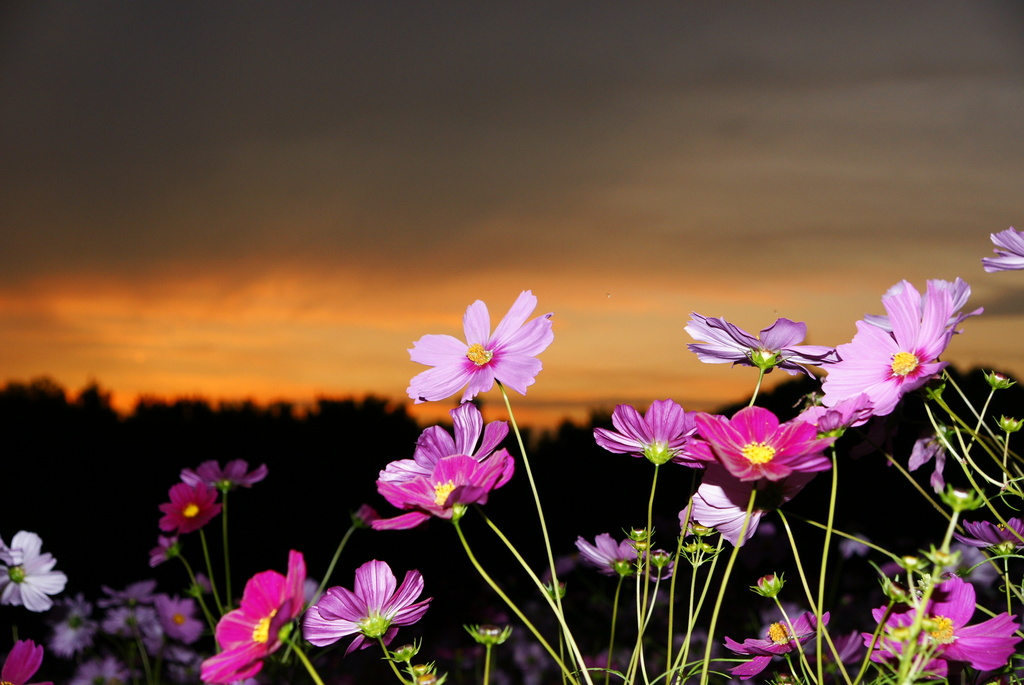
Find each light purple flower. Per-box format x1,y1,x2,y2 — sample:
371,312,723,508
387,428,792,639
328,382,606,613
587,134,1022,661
155,594,204,644
98,579,158,607
908,426,950,492
983,226,1024,272
69,655,129,685
180,459,268,491
373,453,514,530
682,464,817,545
379,403,508,483
865,574,1020,677
149,535,180,568
695,406,833,482
864,278,982,334
576,534,637,577
821,280,958,417
724,610,828,679
796,394,874,436
593,400,706,467
303,559,431,655
0,531,67,612
684,314,838,376
954,517,1024,550
1,639,51,685
46,593,97,658
407,290,554,404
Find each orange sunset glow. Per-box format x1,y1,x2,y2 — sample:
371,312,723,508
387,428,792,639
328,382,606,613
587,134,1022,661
2,2,1024,428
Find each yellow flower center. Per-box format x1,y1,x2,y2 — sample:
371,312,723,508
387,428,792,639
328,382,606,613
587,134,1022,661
890,351,920,377
466,343,493,366
434,480,457,506
767,621,791,645
929,615,955,644
252,609,277,644
182,503,200,518
742,441,776,464
173,612,186,626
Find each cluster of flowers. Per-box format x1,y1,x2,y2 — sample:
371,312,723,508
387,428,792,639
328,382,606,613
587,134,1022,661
4,227,1024,684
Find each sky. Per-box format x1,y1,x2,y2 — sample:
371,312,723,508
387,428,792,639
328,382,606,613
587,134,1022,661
1,1,1023,428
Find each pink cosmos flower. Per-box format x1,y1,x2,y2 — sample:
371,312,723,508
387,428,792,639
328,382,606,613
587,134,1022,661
158,482,222,535
200,550,306,684
155,594,204,644
983,226,1024,272
694,406,833,482
303,559,431,654
865,574,1020,677
684,314,838,376
864,278,981,334
407,290,554,404
681,464,816,545
0,531,68,612
180,459,268,491
575,534,638,577
954,517,1024,550
46,593,97,658
593,399,707,467
372,453,514,530
821,280,959,417
379,402,508,483
149,535,179,568
724,610,828,679
1,640,52,685
796,394,874,435
908,426,950,492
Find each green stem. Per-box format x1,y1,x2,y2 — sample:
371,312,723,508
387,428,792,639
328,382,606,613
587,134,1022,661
698,489,757,684
452,518,582,685
221,489,232,607
377,637,412,684
291,637,327,685
749,368,766,407
605,576,624,685
313,523,358,604
198,529,223,616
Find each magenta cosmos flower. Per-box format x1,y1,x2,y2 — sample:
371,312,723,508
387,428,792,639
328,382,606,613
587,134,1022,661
796,394,874,436
821,280,960,417
373,452,514,530
684,314,838,376
864,574,1020,677
2,640,51,685
158,482,222,535
303,559,431,654
576,534,638,577
694,406,833,482
200,550,306,684
593,399,706,467
983,226,1024,272
0,531,67,613
681,464,817,545
864,278,981,334
407,290,554,404
180,459,268,491
379,403,508,483
724,610,828,679
954,517,1024,551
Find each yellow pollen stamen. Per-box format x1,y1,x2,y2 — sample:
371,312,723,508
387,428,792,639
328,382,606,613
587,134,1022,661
434,480,457,506
182,503,200,518
929,615,955,644
890,351,920,377
252,609,277,644
466,343,493,366
173,612,186,625
742,441,776,465
767,622,791,645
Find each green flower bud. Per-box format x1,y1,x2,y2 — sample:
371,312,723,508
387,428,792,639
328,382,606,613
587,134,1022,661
941,486,985,512
751,573,784,598
999,416,1023,433
649,550,672,570
465,624,512,646
986,371,1016,391
389,642,421,662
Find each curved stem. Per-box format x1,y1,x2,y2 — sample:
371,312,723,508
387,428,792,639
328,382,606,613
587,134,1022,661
313,523,358,605
452,518,582,685
199,529,223,616
290,637,328,685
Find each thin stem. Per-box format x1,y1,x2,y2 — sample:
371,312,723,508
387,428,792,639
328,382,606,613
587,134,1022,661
452,518,582,685
698,489,757,684
198,529,223,615
377,637,412,684
749,368,767,407
290,636,328,685
221,489,232,607
605,576,625,685
313,523,358,604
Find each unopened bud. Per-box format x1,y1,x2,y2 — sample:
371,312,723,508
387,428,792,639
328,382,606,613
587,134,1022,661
999,416,1023,433
751,573,785,598
986,371,1016,391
